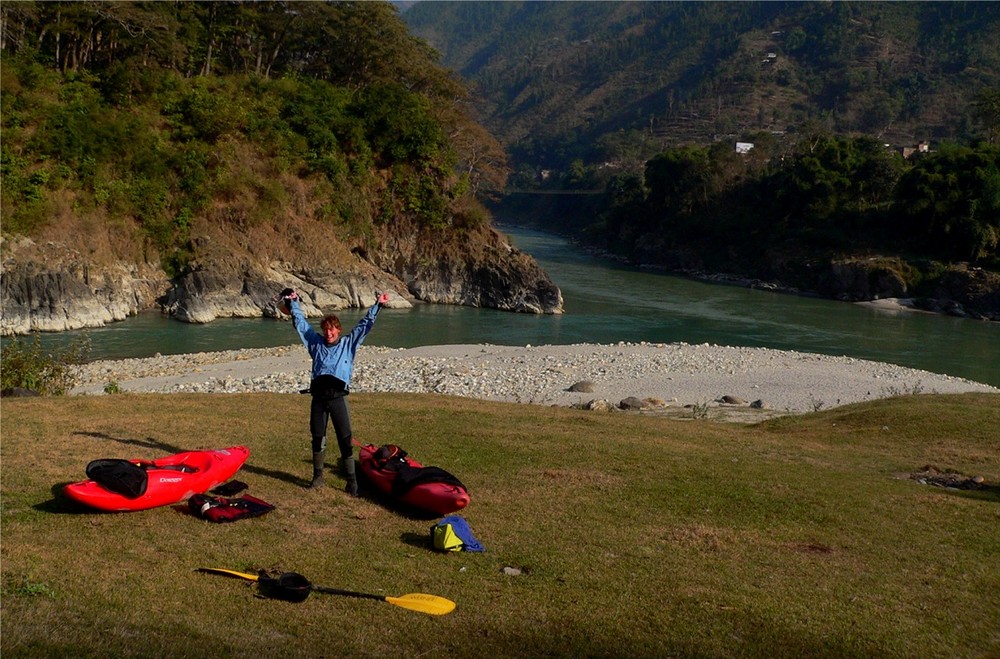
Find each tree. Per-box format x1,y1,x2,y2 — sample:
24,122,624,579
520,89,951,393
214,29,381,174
0,1,490,255
972,87,1000,145
644,146,713,217
447,116,508,197
893,143,1000,261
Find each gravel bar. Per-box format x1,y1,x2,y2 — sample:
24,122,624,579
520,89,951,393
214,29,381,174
69,342,999,417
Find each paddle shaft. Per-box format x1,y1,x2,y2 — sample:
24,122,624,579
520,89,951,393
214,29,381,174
311,585,385,601
198,568,454,614
199,569,386,599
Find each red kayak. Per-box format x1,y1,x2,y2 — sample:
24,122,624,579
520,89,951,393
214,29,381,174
64,446,250,512
357,443,470,517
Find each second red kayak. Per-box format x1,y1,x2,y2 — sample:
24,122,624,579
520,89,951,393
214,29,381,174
357,443,470,516
64,446,250,512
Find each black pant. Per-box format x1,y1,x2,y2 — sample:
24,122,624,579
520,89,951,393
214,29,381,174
310,394,352,458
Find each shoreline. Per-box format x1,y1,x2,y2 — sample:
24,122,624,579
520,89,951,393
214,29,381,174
504,219,999,323
70,342,999,419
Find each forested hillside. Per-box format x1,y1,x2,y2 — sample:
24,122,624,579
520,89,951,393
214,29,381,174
0,1,562,335
403,1,1000,319
403,1,1000,174
2,1,505,258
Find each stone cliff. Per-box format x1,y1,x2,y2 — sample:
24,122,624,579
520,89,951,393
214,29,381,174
1,221,563,336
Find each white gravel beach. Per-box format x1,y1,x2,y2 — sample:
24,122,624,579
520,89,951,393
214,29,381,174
70,342,999,419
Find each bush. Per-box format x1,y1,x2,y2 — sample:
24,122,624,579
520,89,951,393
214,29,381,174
0,335,90,395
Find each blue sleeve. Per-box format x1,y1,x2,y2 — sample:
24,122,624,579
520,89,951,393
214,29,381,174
290,300,321,347
346,302,382,347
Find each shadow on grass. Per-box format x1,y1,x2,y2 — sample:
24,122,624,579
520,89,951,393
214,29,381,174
940,484,1000,504
37,484,94,514
400,531,434,552
71,430,305,487
36,485,208,517
356,475,442,522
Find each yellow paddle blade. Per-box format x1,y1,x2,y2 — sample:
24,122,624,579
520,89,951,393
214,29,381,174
198,567,259,582
385,593,456,616
197,569,456,615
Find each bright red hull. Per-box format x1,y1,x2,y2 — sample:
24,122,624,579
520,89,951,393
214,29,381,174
64,446,250,512
357,444,470,516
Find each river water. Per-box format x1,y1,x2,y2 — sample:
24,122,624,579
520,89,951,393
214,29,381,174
9,225,1000,387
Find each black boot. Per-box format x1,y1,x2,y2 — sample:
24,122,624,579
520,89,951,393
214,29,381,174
309,450,326,489
342,455,358,497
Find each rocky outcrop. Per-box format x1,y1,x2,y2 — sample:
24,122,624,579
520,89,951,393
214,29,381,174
366,221,563,314
913,265,1000,319
159,260,408,324
1,237,166,335
816,257,912,301
808,258,999,320
611,239,1000,321
1,222,564,336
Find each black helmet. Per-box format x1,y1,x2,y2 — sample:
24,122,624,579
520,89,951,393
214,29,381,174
256,571,312,602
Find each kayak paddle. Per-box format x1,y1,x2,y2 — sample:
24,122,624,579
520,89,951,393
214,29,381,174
196,568,456,615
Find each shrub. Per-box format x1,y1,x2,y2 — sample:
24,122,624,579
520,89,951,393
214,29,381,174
0,335,90,395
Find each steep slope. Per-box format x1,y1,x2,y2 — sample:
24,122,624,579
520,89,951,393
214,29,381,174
1,177,563,334
0,2,563,335
403,1,1000,170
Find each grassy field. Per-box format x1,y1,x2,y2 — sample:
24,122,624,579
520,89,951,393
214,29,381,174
2,392,998,658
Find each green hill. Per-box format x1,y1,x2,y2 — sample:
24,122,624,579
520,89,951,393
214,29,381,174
403,1,1000,172
402,2,1000,317
1,2,563,335
1,1,499,260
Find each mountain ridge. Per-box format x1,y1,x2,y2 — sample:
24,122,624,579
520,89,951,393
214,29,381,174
403,1,1000,171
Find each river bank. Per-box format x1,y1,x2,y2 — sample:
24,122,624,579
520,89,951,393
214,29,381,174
70,342,999,421
8,225,1000,389
494,202,1000,322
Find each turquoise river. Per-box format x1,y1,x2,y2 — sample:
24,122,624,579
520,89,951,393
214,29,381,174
8,225,1000,387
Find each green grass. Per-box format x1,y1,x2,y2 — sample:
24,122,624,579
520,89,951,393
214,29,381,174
2,392,998,657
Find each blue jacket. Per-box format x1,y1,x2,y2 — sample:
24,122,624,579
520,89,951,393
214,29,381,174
290,299,382,390
435,515,485,552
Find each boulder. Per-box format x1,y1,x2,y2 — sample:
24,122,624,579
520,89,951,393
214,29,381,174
618,396,645,410
582,399,616,412
1,387,41,397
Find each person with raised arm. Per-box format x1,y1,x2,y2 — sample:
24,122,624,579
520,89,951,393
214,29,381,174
277,288,390,495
